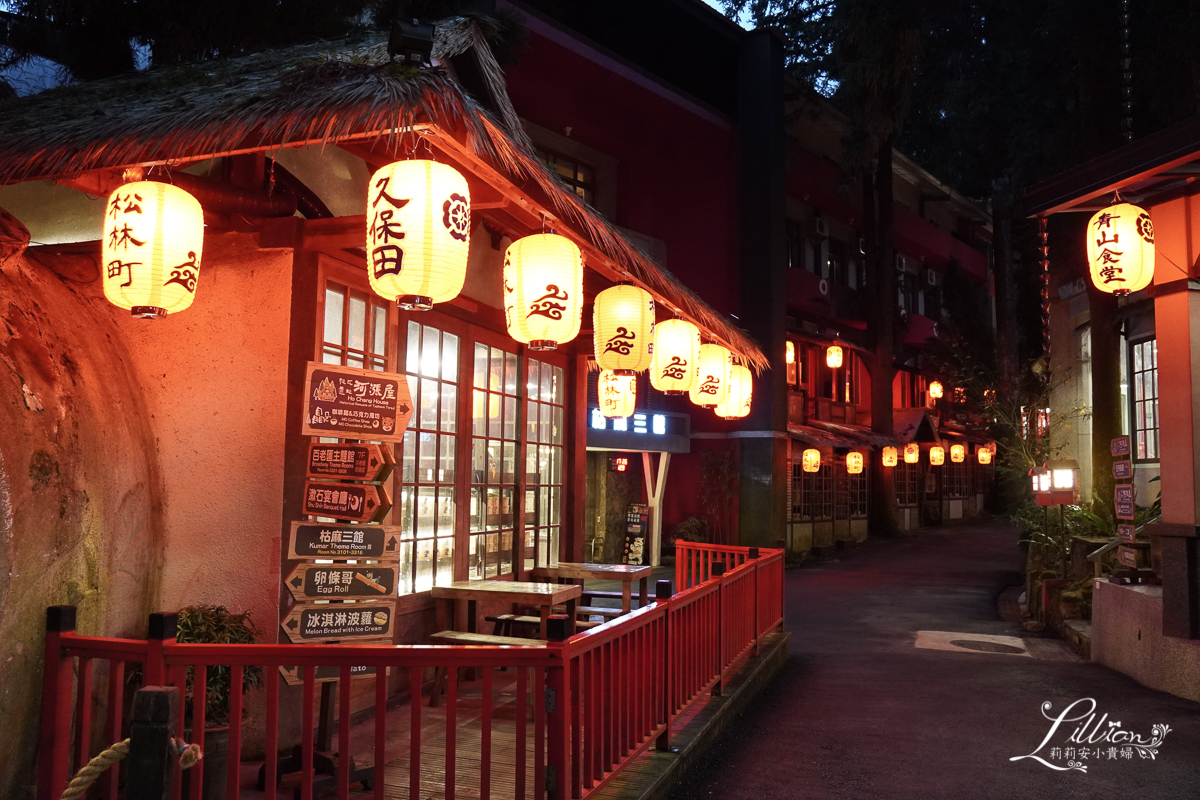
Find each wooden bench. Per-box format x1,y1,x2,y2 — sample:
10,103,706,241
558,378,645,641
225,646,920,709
552,604,623,619
428,630,544,707
487,613,602,637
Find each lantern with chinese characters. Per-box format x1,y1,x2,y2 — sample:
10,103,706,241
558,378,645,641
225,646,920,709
802,448,821,473
1087,202,1155,295
846,452,864,475
650,319,701,394
365,159,470,310
826,344,843,368
950,444,965,463
929,381,944,399
598,369,636,418
786,341,795,364
929,446,945,466
882,446,898,467
503,233,583,350
101,181,204,318
594,283,655,374
977,445,993,465
903,443,920,464
715,364,753,419
689,344,733,408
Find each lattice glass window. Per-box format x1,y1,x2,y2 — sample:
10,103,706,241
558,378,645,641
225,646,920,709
469,343,520,579
525,358,565,571
795,460,833,520
1130,338,1159,461
398,321,459,593
944,463,969,499
536,146,595,204
896,460,919,506
848,468,868,518
322,282,388,370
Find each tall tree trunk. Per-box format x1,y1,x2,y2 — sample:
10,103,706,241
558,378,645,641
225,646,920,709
1089,289,1122,519
868,137,899,536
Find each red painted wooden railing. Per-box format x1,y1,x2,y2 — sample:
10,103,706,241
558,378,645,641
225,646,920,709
38,544,784,800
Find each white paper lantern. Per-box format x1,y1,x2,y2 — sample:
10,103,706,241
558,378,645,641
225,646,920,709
904,443,920,464
950,444,966,463
365,159,470,309
978,444,994,465
802,449,821,473
650,319,701,394
715,364,753,419
929,446,945,466
1087,202,1154,295
594,283,655,374
846,452,864,475
826,345,843,368
929,381,944,399
503,233,583,350
882,446,898,467
689,344,733,408
101,181,204,318
598,369,637,418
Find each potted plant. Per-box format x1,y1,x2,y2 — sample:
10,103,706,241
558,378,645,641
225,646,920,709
176,604,263,800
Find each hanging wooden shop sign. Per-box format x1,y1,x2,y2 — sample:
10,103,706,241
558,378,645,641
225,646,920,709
306,442,394,482
285,564,396,601
288,522,400,561
1117,545,1141,569
302,481,392,523
300,362,412,442
1112,459,1133,481
1117,524,1136,544
1110,435,1131,458
1114,484,1136,521
280,603,394,643
278,664,378,686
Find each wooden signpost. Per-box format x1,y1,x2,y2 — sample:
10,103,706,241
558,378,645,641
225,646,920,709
1110,435,1131,458
1117,523,1136,543
306,442,394,482
300,362,412,442
1112,459,1133,480
280,603,394,643
285,564,397,601
302,480,391,522
287,522,400,561
279,664,376,687
1114,484,1136,521
1109,435,1156,584
1117,546,1141,569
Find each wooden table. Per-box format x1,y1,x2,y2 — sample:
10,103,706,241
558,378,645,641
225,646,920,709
528,563,653,613
431,580,582,638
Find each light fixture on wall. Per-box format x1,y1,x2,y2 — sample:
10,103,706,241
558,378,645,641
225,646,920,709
365,159,470,310
826,344,843,368
502,233,583,350
689,343,733,408
650,319,701,394
594,283,655,374
882,446,898,467
1087,201,1154,295
950,444,965,463
101,181,204,318
786,340,795,364
598,369,636,418
904,443,920,464
929,446,945,466
715,364,753,419
802,448,821,473
929,381,944,399
846,452,864,475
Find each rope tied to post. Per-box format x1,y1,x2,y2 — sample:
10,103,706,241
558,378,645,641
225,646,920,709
58,737,203,800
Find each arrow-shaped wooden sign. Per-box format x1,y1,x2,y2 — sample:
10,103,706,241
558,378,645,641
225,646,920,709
306,442,395,482
280,603,394,643
302,481,392,523
300,362,413,442
285,564,397,601
288,522,401,561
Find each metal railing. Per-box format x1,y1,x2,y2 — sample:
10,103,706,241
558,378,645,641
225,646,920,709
38,544,784,800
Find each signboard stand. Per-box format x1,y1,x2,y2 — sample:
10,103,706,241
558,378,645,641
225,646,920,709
1108,435,1160,585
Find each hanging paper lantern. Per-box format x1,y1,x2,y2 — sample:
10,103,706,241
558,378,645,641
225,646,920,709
715,364,753,419
846,452,864,475
977,446,993,465
503,233,583,350
802,449,821,473
650,319,701,394
365,159,470,310
101,181,204,318
882,446,898,468
950,444,966,463
594,283,655,374
689,344,733,408
1087,202,1155,295
903,443,920,464
929,381,944,399
598,370,636,418
785,341,795,364
929,446,945,466
826,345,843,368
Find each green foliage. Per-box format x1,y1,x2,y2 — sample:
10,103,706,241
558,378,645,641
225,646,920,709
670,516,709,544
175,605,263,727
699,446,738,543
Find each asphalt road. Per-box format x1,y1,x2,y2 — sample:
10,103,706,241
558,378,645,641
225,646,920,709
668,520,1200,800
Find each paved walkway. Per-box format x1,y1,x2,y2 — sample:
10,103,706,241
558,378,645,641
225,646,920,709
667,519,1200,800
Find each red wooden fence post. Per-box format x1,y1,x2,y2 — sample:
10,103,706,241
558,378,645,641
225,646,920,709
545,615,571,800
144,612,177,687
653,581,674,752
710,563,725,696
38,606,76,800
748,547,761,657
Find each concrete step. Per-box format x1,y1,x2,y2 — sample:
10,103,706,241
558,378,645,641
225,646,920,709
1060,618,1092,660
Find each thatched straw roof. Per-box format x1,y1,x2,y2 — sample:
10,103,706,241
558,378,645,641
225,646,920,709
0,24,766,370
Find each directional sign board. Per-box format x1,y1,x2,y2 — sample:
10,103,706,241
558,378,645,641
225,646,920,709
278,664,378,686
288,522,400,561
1117,545,1140,569
301,362,412,442
1112,459,1133,480
306,442,394,482
285,564,396,601
1117,523,1136,544
1110,435,1131,458
302,481,391,523
1114,484,1136,521
280,603,394,643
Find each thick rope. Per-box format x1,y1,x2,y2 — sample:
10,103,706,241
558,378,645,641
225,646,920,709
59,737,203,800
